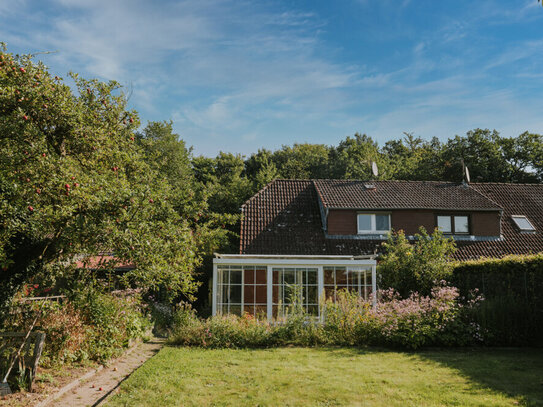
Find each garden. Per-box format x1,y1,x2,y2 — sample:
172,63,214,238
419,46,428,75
1,45,542,406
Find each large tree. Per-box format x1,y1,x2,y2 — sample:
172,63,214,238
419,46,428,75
0,47,200,316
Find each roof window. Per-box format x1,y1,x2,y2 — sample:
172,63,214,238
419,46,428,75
511,215,535,232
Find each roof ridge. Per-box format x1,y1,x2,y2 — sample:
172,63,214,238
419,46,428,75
470,181,543,186
313,179,461,184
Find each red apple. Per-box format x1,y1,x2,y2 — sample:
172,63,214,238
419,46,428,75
65,183,70,189
28,206,34,212
23,115,28,121
74,183,79,188
129,117,134,123
19,67,25,73
42,153,46,157
36,188,41,194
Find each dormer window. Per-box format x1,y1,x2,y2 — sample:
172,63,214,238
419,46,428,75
357,213,390,234
511,215,535,232
437,215,469,234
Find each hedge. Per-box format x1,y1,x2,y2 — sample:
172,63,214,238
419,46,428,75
451,254,543,346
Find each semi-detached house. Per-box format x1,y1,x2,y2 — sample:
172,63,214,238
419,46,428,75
213,179,543,320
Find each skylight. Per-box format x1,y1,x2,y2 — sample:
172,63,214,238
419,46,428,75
511,215,536,232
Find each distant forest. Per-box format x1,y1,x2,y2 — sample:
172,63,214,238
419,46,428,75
194,129,543,220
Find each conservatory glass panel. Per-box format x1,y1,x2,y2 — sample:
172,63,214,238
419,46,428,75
272,267,318,318
217,265,267,318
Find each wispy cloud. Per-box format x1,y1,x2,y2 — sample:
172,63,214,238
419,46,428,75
1,0,542,155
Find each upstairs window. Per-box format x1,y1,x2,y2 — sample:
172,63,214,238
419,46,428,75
511,215,535,232
437,215,469,234
357,213,390,234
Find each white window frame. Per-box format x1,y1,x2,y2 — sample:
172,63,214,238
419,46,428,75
436,214,470,235
357,213,391,234
511,215,536,232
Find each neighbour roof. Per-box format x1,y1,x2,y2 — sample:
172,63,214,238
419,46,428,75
240,179,543,261
455,183,543,259
313,179,502,210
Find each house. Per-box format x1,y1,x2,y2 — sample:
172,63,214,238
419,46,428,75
213,179,543,320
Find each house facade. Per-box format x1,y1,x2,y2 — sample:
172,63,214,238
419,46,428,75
213,179,543,320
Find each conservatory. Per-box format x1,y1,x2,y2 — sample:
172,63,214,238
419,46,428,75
212,254,377,321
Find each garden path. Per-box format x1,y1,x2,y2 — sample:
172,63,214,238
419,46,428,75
46,338,164,407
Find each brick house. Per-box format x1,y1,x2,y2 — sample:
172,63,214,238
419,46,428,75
213,179,543,320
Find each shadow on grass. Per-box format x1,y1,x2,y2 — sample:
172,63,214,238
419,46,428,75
415,348,543,407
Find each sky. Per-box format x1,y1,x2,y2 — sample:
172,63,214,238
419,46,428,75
1,0,543,156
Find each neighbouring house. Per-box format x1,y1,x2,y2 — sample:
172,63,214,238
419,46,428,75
213,179,543,320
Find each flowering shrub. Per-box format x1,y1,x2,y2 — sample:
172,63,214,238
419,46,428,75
170,284,485,350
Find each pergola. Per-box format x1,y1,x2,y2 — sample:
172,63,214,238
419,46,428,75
212,254,377,321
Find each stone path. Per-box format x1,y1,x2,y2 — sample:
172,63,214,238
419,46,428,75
45,338,164,407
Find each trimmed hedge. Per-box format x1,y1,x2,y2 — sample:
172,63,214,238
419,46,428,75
451,254,543,346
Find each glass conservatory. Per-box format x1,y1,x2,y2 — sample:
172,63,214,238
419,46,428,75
212,254,377,321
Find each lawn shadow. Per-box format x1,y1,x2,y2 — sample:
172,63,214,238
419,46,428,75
416,347,543,407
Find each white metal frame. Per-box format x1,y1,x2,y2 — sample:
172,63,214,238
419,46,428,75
212,254,377,321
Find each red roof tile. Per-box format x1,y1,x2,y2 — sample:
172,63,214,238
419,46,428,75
313,180,501,210
240,179,543,261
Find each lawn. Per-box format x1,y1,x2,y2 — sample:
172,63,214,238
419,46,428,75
106,347,543,407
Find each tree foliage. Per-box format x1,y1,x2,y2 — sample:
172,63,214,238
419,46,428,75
0,47,202,315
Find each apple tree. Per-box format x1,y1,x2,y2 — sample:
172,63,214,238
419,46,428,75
0,45,201,317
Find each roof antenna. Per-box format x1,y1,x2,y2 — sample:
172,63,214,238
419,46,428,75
371,161,379,179
461,159,470,186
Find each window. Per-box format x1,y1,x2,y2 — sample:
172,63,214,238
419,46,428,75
511,215,535,232
437,215,470,234
437,216,452,233
216,265,267,317
357,213,390,234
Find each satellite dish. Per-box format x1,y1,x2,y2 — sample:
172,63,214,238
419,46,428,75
465,166,471,183
371,161,379,177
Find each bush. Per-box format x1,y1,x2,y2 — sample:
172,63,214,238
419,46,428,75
170,284,483,350
378,228,456,297
2,289,150,367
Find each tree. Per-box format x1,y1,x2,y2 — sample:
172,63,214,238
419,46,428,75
271,143,331,179
499,132,543,183
440,129,508,182
329,133,388,179
383,133,444,181
378,228,456,298
0,47,200,316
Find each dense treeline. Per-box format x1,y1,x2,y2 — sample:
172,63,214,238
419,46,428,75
197,130,543,216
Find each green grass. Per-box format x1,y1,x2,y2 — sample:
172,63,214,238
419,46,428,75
107,347,543,407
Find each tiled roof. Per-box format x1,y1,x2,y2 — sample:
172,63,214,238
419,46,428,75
454,183,543,260
240,179,543,261
313,180,501,210
240,179,381,256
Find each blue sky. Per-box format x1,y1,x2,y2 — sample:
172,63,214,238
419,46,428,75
2,0,543,156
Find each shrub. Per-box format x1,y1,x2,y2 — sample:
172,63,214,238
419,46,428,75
378,228,456,297
2,289,150,368
170,284,483,350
